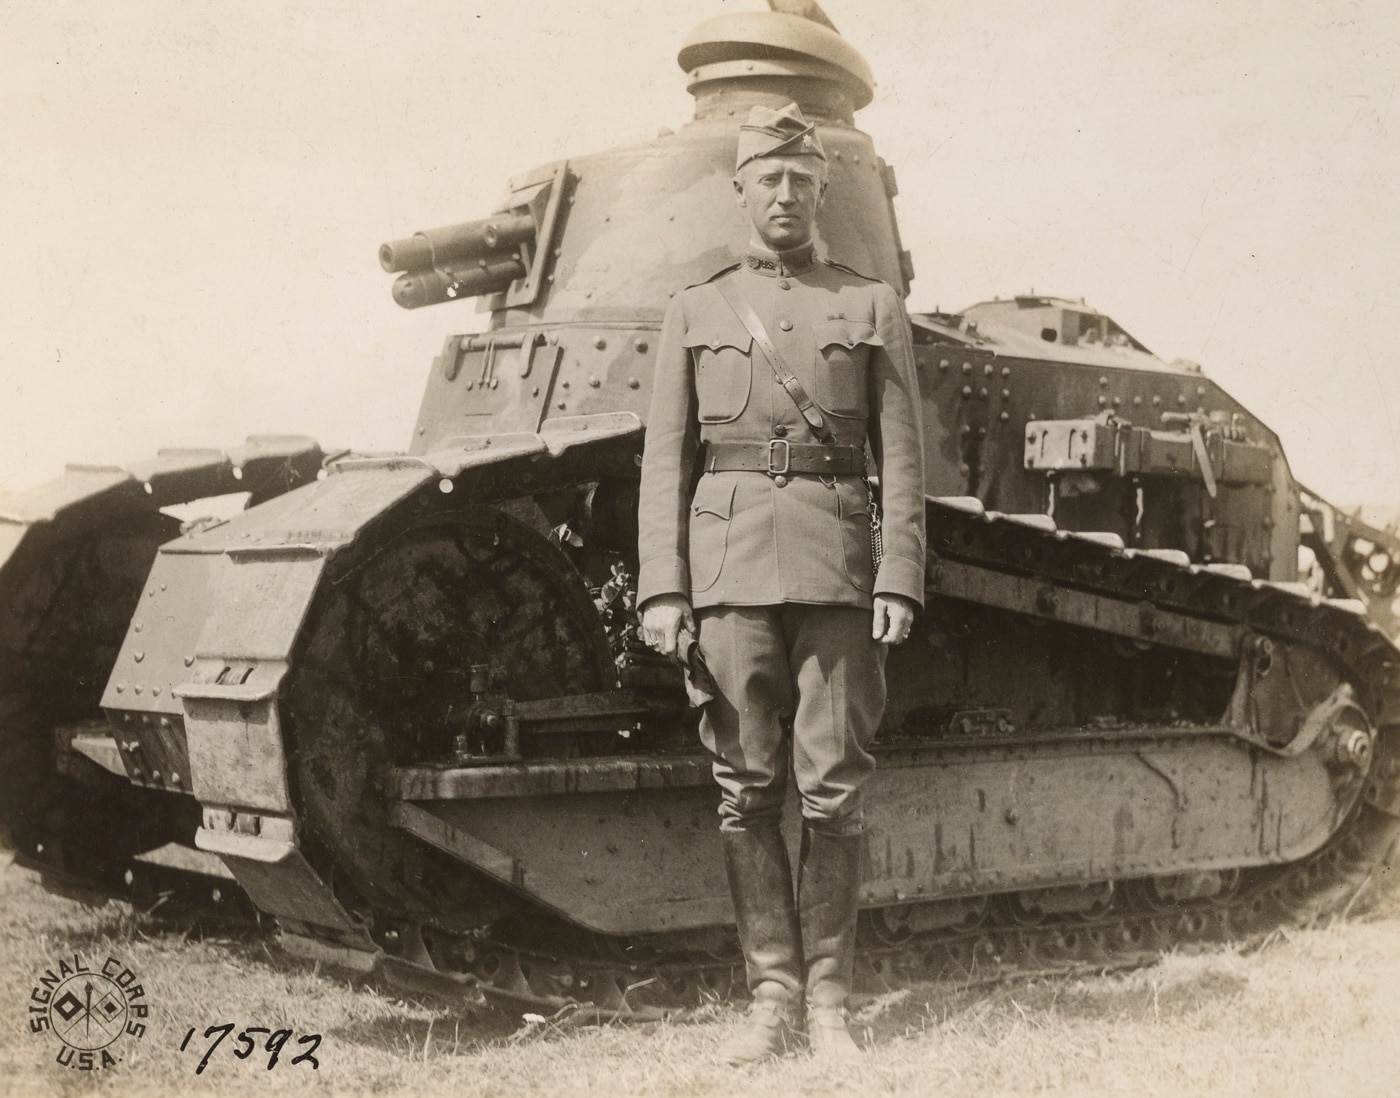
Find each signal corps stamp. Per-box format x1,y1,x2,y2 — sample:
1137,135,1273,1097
27,951,149,1071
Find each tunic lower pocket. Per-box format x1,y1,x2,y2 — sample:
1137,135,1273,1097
687,477,736,593
835,479,875,593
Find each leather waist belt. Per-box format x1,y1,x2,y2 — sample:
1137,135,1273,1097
701,440,867,477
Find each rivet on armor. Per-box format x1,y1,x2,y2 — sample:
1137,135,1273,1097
779,319,793,331
562,380,571,389
1001,388,1010,400
1133,396,1143,406
1098,395,1108,407
589,377,601,388
983,363,993,376
134,686,143,695
1099,376,1108,386
134,623,142,633
1001,366,1011,377
1112,396,1122,406
1197,385,1206,396
634,339,649,353
961,362,972,374
152,686,161,697
979,387,988,399
438,479,454,494
532,386,540,397
594,337,607,350
134,652,145,663
628,378,640,389
1000,411,1010,422
558,401,567,410
115,684,124,693
184,655,195,667
938,359,950,371
961,385,972,398
1152,395,1162,406
466,381,475,390
1177,395,1187,405
977,427,987,438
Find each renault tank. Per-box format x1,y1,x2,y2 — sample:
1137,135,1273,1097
4,2,1400,1017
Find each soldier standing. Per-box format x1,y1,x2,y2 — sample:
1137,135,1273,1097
636,102,926,1063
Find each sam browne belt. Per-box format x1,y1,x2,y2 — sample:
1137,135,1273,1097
701,439,867,477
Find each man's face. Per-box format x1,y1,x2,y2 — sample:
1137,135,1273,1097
733,155,827,251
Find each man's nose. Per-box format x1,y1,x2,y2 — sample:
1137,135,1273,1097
775,177,796,204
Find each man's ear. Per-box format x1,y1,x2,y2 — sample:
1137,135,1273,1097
732,174,747,208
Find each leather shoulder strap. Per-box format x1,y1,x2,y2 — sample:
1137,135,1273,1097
712,276,834,445
687,261,743,289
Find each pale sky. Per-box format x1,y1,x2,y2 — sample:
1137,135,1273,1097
3,0,1398,504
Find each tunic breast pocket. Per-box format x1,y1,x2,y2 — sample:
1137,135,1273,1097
684,324,753,423
813,319,881,419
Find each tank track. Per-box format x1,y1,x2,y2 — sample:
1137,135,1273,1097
386,800,1400,1022
303,496,1400,1019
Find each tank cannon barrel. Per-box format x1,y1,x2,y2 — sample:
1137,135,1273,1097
391,256,527,310
378,213,535,274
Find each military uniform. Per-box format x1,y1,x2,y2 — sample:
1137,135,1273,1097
637,244,926,828
635,101,926,1062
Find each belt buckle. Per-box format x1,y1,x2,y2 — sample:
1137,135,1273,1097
767,437,791,476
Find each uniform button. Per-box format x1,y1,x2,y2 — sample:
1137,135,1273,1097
778,280,791,290
773,425,788,437
773,475,789,488
779,319,793,331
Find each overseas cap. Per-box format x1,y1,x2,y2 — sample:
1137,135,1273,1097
735,103,827,171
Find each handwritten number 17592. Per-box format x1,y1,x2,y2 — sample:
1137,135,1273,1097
179,1024,321,1073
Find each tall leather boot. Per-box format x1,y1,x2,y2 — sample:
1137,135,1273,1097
798,823,864,1060
717,824,803,1064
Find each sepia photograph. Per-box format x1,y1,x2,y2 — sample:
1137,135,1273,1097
3,1,1399,1094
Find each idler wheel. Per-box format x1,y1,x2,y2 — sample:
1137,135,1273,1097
285,501,616,929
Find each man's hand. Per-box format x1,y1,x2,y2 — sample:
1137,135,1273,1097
872,594,916,645
640,594,697,657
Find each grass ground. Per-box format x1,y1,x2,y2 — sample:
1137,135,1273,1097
1,856,1398,1098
